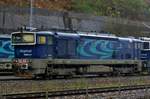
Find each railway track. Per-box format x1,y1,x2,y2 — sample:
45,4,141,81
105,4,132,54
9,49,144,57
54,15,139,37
0,76,32,81
0,72,13,75
1,76,150,98
1,84,150,99
0,74,149,81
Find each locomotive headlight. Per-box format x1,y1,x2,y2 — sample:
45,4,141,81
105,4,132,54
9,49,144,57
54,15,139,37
24,64,28,69
13,59,18,63
21,64,28,69
14,59,16,62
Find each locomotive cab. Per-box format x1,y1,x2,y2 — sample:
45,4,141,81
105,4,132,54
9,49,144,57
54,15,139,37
141,37,150,60
12,31,54,58
140,37,150,73
11,31,54,77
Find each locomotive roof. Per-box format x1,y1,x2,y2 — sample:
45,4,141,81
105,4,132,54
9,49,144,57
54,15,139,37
36,31,54,35
37,31,79,39
11,31,146,42
55,32,79,38
12,31,36,34
118,37,144,42
36,31,117,38
118,37,134,42
131,38,143,42
140,37,150,41
0,34,11,38
77,32,117,39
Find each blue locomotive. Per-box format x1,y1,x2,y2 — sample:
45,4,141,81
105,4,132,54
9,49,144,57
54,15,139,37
11,30,150,78
0,35,14,73
140,37,150,72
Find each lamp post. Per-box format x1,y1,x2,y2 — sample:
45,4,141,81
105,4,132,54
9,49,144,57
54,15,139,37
29,0,33,30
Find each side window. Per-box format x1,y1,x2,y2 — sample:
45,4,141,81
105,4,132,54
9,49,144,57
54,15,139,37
143,42,149,49
38,36,46,44
47,36,53,45
68,40,76,56
0,40,2,47
118,42,122,49
134,43,138,49
128,43,131,49
138,43,142,49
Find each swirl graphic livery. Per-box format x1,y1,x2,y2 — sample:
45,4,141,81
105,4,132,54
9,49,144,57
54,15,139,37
77,39,115,59
0,40,14,59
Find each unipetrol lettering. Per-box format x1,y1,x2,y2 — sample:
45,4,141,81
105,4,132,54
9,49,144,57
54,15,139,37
20,50,32,53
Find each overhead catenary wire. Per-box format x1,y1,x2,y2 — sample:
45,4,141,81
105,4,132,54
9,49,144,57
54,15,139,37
142,22,150,29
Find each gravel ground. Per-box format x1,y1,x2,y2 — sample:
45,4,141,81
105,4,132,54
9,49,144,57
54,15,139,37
31,89,150,99
0,76,150,95
47,89,150,99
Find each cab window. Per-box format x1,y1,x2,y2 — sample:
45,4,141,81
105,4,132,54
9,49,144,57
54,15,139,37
23,34,34,43
12,33,35,44
38,36,46,44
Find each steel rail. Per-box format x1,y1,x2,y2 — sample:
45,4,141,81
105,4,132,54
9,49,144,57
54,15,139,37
2,84,150,99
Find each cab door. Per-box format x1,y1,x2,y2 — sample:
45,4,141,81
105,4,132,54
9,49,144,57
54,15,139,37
36,35,47,58
56,38,68,58
47,35,54,58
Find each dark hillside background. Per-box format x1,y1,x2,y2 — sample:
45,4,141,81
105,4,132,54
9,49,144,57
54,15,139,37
0,0,71,11
0,0,150,37
1,0,150,21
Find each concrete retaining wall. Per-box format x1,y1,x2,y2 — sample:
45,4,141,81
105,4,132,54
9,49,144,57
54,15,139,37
0,6,149,37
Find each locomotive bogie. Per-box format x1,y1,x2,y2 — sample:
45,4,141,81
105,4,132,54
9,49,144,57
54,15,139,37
31,59,48,75
0,62,12,71
17,59,143,77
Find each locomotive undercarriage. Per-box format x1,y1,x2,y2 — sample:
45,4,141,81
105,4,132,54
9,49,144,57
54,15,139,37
12,59,144,79
0,59,13,75
142,60,150,74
